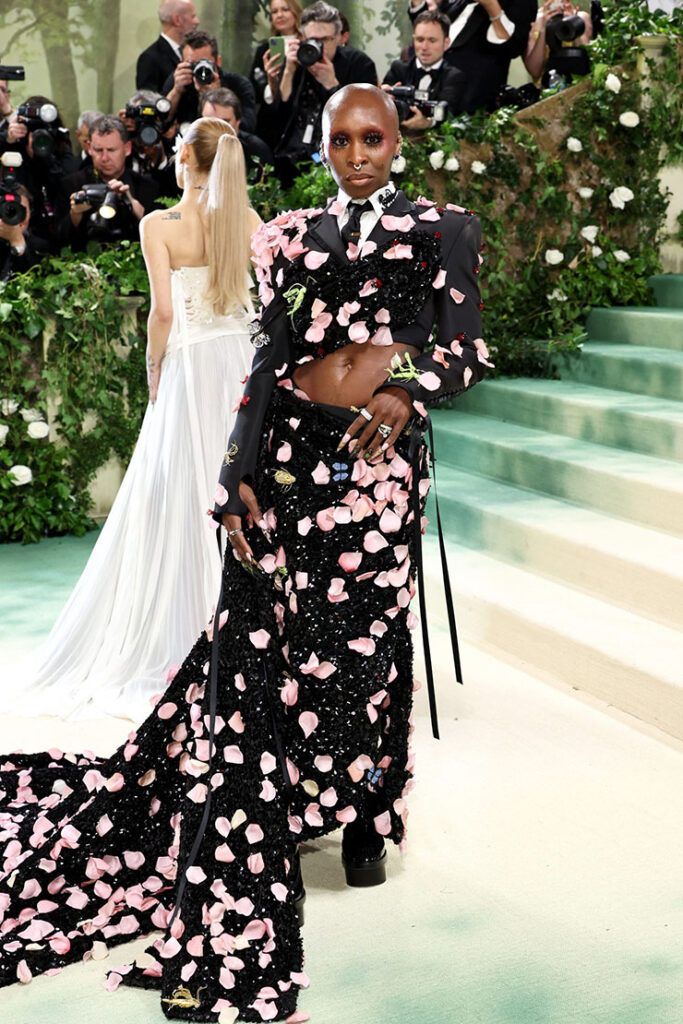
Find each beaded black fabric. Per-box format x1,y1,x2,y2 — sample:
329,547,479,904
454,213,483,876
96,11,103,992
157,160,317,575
0,387,428,1022
281,229,442,361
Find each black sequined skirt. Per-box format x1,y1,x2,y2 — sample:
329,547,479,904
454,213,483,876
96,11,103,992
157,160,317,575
0,386,429,1022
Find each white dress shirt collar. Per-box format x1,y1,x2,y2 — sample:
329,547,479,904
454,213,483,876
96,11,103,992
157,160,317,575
415,57,444,72
334,182,397,248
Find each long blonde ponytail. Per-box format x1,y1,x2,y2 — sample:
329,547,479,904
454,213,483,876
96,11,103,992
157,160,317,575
183,117,252,316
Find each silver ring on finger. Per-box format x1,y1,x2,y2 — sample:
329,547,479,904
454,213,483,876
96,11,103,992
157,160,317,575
228,528,243,538
359,407,373,422
377,423,392,439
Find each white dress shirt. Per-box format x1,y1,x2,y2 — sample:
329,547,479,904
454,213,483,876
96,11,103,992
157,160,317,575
335,182,397,247
415,57,444,92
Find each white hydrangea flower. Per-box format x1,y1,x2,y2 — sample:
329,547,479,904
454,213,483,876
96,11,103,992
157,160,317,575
547,289,568,302
619,111,640,128
545,249,564,265
392,154,406,173
592,246,603,257
20,408,43,423
27,420,50,439
566,136,583,152
605,73,621,94
614,249,630,263
471,160,487,175
445,155,460,172
429,150,445,170
609,186,635,209
577,187,594,199
580,225,599,243
8,464,32,486
1,399,19,416
0,424,9,444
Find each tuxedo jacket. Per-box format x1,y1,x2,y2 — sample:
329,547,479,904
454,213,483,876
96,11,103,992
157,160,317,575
214,189,488,518
136,35,180,93
383,57,466,116
56,166,159,251
409,0,537,111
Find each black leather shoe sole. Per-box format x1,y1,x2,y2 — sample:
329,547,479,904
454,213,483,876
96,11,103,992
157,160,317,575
342,847,387,887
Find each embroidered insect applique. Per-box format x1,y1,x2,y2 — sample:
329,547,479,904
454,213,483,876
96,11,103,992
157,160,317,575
332,461,349,482
223,442,239,465
274,469,296,491
366,764,383,786
162,985,206,1009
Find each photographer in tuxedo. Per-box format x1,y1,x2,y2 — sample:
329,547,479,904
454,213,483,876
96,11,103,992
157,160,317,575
409,0,536,112
384,10,465,129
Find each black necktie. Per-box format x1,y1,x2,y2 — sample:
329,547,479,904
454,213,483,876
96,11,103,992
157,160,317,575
341,200,370,249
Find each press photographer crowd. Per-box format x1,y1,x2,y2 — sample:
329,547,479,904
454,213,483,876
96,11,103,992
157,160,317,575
0,0,606,280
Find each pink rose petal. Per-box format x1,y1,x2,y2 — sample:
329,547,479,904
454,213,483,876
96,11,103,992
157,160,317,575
347,637,376,656
450,287,466,304
304,250,330,269
418,371,441,391
363,530,389,553
338,551,363,572
298,711,319,738
311,461,330,485
249,629,270,649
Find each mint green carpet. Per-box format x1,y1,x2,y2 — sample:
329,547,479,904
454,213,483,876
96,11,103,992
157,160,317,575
1,534,683,1024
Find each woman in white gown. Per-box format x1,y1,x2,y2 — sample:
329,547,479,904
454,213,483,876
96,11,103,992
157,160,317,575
9,118,260,722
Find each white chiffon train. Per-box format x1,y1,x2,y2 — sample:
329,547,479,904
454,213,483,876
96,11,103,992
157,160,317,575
4,267,254,722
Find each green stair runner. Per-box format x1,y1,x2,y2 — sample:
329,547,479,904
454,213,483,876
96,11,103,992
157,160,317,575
428,274,683,741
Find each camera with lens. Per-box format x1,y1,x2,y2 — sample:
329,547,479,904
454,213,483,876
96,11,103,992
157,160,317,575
297,38,324,68
124,97,172,147
495,82,542,111
189,59,216,86
542,1,604,87
385,85,448,125
72,183,124,222
0,152,26,226
15,101,68,158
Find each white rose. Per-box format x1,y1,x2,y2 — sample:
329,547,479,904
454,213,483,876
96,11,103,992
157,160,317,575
545,248,564,266
1,399,19,416
27,420,50,439
613,249,630,263
20,407,42,423
8,464,32,486
609,186,634,209
605,73,621,94
577,187,594,199
619,111,640,128
592,246,603,257
429,150,445,170
580,225,599,243
0,424,9,444
547,289,568,302
471,160,487,175
566,136,583,152
391,154,406,174
445,155,460,172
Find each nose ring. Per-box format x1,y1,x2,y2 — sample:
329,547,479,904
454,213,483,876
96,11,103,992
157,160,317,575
353,163,362,170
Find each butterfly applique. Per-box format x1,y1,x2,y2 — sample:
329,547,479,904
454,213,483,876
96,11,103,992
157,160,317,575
332,461,349,482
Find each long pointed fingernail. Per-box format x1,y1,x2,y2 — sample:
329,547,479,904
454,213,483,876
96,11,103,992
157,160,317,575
336,433,350,452
348,439,359,453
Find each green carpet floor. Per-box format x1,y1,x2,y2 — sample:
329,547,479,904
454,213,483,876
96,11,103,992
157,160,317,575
1,534,682,1024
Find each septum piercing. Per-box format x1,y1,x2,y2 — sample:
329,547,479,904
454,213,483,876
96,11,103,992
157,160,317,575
353,163,362,170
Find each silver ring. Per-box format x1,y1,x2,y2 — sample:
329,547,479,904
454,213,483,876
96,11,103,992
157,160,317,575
359,407,373,422
353,162,362,170
377,423,392,439
228,528,243,537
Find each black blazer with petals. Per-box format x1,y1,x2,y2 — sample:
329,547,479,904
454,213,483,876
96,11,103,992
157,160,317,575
214,189,487,517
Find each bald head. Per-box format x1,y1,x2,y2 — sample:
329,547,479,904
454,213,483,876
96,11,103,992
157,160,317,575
322,84,399,140
159,0,199,37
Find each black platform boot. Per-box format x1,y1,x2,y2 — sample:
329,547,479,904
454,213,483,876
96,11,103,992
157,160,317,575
290,847,306,926
341,796,387,888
